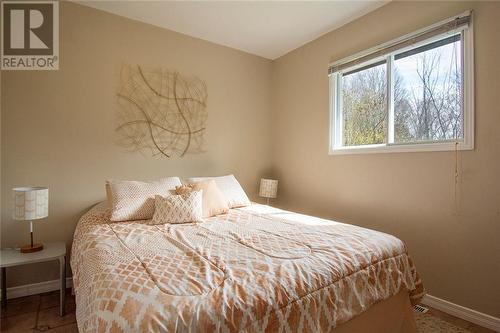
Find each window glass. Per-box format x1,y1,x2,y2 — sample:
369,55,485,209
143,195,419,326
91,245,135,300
342,61,387,146
394,35,463,143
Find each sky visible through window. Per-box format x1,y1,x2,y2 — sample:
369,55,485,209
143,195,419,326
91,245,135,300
394,38,462,143
396,41,461,95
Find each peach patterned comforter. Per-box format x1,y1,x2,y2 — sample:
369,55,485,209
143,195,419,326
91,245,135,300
71,203,424,333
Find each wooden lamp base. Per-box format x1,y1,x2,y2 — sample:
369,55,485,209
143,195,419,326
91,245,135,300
21,243,44,253
22,223,44,253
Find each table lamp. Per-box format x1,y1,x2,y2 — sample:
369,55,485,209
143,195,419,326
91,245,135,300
259,179,278,206
13,187,49,253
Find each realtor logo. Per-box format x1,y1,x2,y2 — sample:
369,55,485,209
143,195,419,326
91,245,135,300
1,1,59,70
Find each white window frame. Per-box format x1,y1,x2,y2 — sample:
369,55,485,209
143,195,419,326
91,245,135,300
329,12,474,155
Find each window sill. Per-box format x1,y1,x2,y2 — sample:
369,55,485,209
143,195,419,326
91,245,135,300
329,141,473,155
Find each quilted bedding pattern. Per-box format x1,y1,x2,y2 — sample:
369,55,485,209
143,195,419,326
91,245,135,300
71,203,424,333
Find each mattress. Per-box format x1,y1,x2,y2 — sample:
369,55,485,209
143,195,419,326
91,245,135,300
70,202,424,332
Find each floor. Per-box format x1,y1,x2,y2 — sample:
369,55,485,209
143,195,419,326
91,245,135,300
0,290,496,332
1,290,77,333
417,307,496,333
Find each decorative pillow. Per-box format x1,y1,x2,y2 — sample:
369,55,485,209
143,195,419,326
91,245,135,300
106,177,182,222
176,180,229,218
185,174,251,208
151,191,203,225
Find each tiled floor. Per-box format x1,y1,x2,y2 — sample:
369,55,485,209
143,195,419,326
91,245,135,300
0,291,496,332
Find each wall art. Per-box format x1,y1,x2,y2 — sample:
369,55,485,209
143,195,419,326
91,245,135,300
116,65,207,157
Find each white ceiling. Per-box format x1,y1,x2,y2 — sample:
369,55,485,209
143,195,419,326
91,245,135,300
78,1,388,60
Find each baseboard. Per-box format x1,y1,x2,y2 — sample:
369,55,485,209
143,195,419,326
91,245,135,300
1,277,73,300
422,294,500,332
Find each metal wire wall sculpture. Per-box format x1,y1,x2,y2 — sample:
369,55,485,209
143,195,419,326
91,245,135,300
116,65,208,157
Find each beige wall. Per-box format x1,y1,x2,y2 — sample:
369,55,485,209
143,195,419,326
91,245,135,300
271,1,500,317
2,0,499,320
1,2,272,286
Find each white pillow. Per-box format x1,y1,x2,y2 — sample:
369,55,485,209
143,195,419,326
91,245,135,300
185,174,251,208
151,191,203,224
106,177,182,222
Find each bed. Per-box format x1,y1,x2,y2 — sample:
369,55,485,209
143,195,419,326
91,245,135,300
71,202,424,332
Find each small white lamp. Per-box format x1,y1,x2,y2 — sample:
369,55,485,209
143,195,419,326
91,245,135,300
12,187,49,253
259,179,278,206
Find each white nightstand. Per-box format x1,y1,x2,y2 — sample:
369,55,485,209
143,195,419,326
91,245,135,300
0,241,67,316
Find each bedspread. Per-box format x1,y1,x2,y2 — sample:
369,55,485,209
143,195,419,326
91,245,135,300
71,203,424,332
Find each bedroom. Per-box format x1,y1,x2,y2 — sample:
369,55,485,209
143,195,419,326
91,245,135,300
0,0,499,332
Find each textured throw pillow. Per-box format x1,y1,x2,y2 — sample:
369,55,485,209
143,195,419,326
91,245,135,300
185,174,251,208
176,180,229,218
151,191,203,224
175,185,193,195
106,177,182,222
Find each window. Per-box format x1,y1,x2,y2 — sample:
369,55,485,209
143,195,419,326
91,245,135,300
329,12,473,154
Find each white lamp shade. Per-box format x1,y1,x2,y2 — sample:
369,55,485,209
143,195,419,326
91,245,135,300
13,187,49,220
259,179,278,199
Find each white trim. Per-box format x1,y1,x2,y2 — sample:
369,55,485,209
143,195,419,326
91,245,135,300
328,73,336,153
422,294,500,332
330,140,472,155
0,277,73,300
386,54,395,144
462,12,475,152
